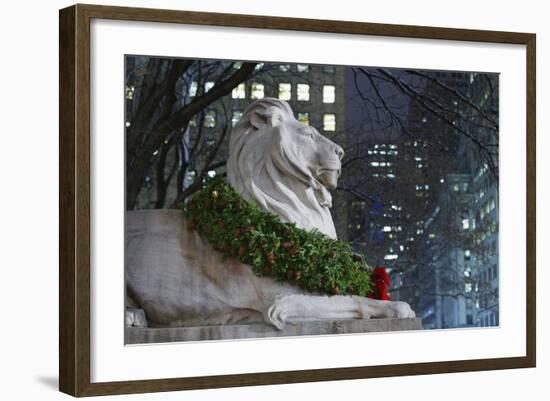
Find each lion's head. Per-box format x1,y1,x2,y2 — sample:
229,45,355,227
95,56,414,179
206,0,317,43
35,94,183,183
227,98,344,239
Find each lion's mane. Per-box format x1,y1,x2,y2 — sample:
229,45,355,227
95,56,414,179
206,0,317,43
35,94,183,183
227,98,337,239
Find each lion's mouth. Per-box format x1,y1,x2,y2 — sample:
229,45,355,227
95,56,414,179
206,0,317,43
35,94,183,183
318,167,341,177
317,167,341,189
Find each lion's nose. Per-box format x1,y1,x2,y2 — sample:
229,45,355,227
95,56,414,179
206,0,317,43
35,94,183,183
334,145,345,160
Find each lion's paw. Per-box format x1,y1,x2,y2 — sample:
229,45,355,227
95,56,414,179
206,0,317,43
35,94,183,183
264,298,291,330
390,301,416,319
125,308,148,327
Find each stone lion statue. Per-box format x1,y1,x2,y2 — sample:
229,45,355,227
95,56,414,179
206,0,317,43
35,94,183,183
125,98,415,330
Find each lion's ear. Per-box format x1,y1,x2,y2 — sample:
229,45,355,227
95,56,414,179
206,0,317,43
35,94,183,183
249,107,283,130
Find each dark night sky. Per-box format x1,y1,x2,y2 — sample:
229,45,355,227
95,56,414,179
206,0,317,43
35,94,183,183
344,67,413,144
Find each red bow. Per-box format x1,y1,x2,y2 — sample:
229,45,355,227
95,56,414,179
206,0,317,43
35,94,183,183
368,266,391,301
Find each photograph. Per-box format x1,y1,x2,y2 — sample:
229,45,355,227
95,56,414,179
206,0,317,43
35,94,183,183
123,56,500,344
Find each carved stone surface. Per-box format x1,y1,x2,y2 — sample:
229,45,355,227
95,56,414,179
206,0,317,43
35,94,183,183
125,318,422,344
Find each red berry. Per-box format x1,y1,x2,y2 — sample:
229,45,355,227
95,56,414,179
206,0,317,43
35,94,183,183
266,252,277,265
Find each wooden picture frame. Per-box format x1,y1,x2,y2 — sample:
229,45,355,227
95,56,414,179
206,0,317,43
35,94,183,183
59,3,536,397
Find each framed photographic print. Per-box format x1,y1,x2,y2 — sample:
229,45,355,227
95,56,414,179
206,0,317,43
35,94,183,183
59,3,536,397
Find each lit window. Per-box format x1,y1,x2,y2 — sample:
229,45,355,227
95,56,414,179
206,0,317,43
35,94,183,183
250,83,264,99
232,83,246,99
323,85,336,103
465,283,473,293
189,81,197,97
207,170,216,177
205,81,215,93
462,218,470,230
297,64,309,72
125,85,135,100
204,110,216,128
323,113,336,131
279,64,291,72
278,83,291,100
383,226,392,232
465,249,471,259
297,84,310,101
297,112,310,125
384,254,398,260
232,111,243,127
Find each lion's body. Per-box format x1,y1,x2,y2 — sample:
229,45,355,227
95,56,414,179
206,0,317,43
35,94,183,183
126,209,302,327
125,98,415,329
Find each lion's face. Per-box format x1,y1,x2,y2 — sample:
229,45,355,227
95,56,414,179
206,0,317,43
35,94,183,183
228,98,341,238
271,117,344,190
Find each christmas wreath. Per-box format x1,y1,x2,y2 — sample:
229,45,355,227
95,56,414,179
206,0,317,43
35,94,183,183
184,177,375,297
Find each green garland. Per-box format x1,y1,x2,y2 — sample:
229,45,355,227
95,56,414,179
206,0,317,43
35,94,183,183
184,177,373,296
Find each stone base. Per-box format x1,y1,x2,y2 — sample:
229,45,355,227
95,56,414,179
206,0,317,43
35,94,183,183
125,318,422,344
